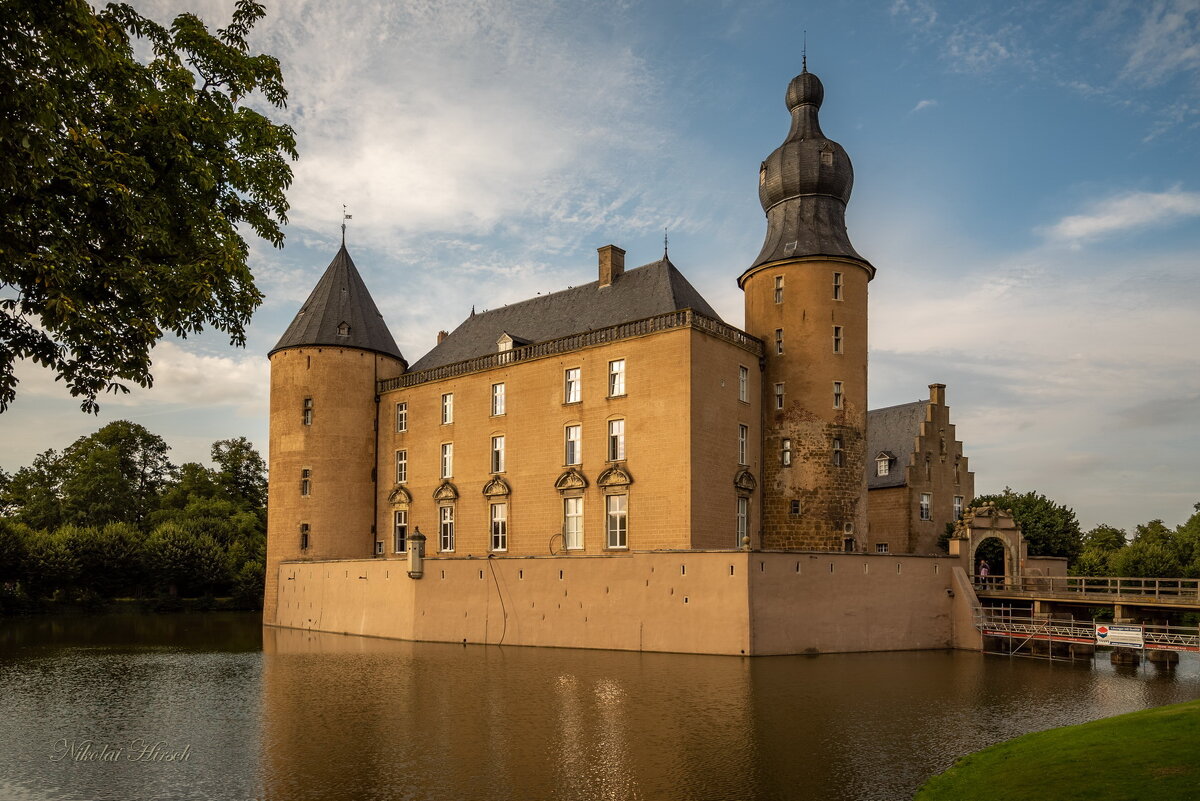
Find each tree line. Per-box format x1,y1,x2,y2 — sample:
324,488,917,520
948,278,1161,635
0,421,266,611
969,488,1200,579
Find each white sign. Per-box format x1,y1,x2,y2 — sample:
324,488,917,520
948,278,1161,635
1094,624,1144,649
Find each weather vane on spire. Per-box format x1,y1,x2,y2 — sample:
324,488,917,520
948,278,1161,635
663,228,669,259
341,204,352,246
802,30,807,72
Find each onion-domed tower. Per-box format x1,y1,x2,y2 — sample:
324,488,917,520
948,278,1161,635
739,67,875,550
263,244,406,624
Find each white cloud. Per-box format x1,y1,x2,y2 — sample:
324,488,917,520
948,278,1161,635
910,98,938,113
1040,187,1200,245
1121,0,1200,86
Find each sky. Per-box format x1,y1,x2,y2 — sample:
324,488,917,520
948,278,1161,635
3,0,1199,533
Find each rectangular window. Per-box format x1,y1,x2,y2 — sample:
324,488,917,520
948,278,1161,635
393,510,408,553
606,495,628,549
563,497,583,550
299,523,310,550
441,393,454,424
491,383,505,416
608,359,626,397
395,450,407,483
789,499,802,516
738,424,748,465
833,325,843,354
564,368,581,403
608,419,625,461
832,437,844,467
781,438,792,467
775,328,784,355
491,435,505,473
395,402,407,432
920,493,932,521
302,397,313,426
439,505,455,551
833,381,844,409
876,543,890,554
954,495,964,520
774,275,784,304
738,365,749,403
774,383,785,411
564,424,581,465
490,503,508,551
736,497,748,546
441,443,453,479
300,468,311,496
833,272,844,300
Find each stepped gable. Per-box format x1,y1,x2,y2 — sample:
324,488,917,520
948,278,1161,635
410,257,720,371
270,244,404,362
865,400,929,489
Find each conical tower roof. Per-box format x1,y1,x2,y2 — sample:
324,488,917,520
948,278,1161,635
270,245,404,361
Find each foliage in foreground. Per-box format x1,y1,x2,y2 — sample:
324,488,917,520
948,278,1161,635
913,699,1200,801
0,0,296,413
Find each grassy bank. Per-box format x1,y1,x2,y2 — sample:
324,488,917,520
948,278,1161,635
913,698,1200,800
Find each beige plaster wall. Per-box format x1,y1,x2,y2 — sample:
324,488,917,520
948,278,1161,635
274,550,964,655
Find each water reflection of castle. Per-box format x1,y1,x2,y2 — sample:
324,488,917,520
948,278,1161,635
263,69,994,655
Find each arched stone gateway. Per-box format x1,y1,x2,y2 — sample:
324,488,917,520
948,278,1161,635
947,502,1027,583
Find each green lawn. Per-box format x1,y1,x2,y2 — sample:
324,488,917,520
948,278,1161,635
913,699,1200,801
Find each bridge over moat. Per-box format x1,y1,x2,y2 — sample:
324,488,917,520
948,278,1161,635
975,575,1200,620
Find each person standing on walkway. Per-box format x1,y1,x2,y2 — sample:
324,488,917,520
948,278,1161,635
978,559,990,587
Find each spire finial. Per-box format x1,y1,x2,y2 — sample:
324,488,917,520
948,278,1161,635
663,228,669,259
802,30,807,73
341,204,352,246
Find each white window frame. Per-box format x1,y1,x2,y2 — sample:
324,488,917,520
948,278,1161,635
833,381,844,409
775,328,784,355
833,325,843,354
606,494,628,549
441,443,453,479
774,383,785,411
491,435,505,473
738,424,748,466
564,424,582,465
607,419,625,461
491,383,505,416
832,437,844,467
395,401,407,432
738,365,748,403
441,393,454,425
490,502,508,551
563,496,583,550
439,505,455,552
774,275,784,304
876,543,889,554
608,359,626,397
781,438,792,466
736,497,748,546
393,510,408,553
833,272,844,300
954,495,964,520
302,397,313,426
564,367,581,404
876,457,889,477
920,493,932,521
395,449,407,483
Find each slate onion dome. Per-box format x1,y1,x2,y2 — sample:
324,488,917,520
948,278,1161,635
741,67,873,283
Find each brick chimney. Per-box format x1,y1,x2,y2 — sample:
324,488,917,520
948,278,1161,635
929,383,946,405
437,330,448,344
598,244,625,288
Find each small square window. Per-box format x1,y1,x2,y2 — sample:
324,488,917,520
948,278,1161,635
789,499,802,516
876,543,889,554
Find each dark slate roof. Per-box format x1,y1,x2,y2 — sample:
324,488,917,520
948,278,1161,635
410,257,720,371
270,245,404,361
866,400,929,489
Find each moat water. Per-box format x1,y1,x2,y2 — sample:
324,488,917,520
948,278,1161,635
1,612,1197,801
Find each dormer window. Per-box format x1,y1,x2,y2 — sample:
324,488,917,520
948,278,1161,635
336,321,350,337
876,457,890,476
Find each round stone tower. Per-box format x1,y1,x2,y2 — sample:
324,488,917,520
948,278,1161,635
263,244,405,624
739,67,875,551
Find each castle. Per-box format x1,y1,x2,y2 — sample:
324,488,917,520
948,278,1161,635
263,68,981,655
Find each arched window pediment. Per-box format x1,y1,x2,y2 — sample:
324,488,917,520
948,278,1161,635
483,476,511,498
433,481,459,502
554,468,588,492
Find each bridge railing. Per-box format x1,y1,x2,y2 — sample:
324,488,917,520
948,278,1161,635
975,609,1200,651
975,575,1200,601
